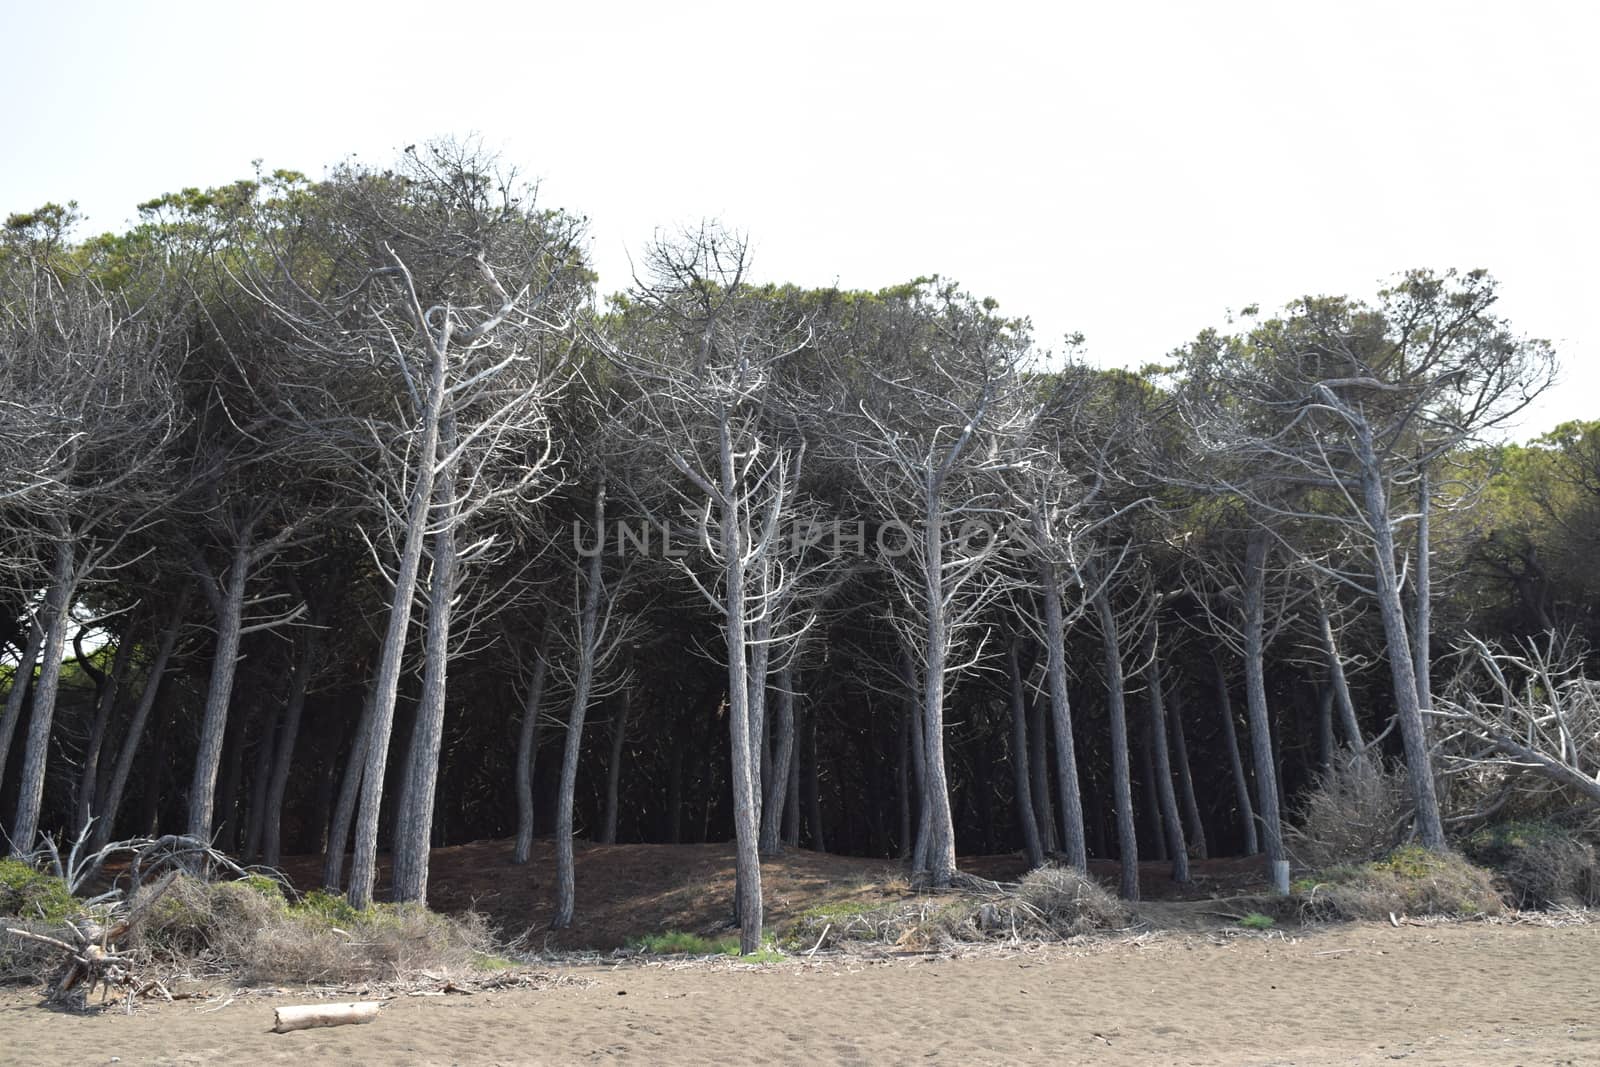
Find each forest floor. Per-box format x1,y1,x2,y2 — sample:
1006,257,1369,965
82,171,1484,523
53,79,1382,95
4,841,1596,1063
275,839,1270,951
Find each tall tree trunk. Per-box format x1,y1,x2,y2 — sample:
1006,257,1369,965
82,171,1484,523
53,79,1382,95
917,486,959,887
783,704,801,848
1007,640,1045,869
74,619,136,837
1243,529,1289,890
759,664,796,855
0,611,45,802
600,689,630,846
92,594,188,850
1315,587,1364,748
1028,686,1058,854
1091,588,1139,901
323,682,376,890
1139,721,1167,862
552,484,607,930
214,707,247,851
1037,563,1089,870
1355,428,1446,849
9,537,76,855
243,711,275,861
346,336,450,908
187,536,253,840
392,427,461,905
805,707,826,853
512,630,551,865
1317,682,1336,770
263,629,319,868
1167,678,1208,860
1412,466,1433,721
718,428,763,954
1213,660,1259,856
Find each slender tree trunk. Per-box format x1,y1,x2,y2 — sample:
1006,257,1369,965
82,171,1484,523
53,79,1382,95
92,594,188,850
600,689,629,846
759,664,796,855
1243,529,1289,891
512,630,551,865
1317,682,1336,770
1139,721,1167,862
243,712,275,861
917,484,958,886
74,620,136,837
1167,678,1208,860
188,537,253,840
0,611,45,802
805,707,826,853
718,427,763,954
10,538,76,856
553,485,607,930
346,336,450,908
263,629,319,868
1412,466,1433,720
1091,588,1139,901
1315,588,1364,749
1037,563,1089,870
392,426,461,905
783,705,801,848
323,682,376,890
1028,686,1058,854
214,708,247,851
1007,640,1045,869
1355,429,1446,849
1213,660,1259,856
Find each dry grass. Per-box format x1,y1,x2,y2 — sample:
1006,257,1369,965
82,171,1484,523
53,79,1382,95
1287,749,1411,870
126,876,499,984
1463,821,1600,909
784,866,1130,951
1295,845,1506,921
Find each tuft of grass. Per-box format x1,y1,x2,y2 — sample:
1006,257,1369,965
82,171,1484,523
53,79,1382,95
1297,845,1505,921
782,866,1129,952
1238,912,1275,930
0,859,78,924
628,929,783,960
133,875,496,983
1463,820,1599,908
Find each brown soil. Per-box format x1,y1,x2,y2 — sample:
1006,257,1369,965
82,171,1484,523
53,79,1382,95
3,921,1596,1064
275,839,1270,950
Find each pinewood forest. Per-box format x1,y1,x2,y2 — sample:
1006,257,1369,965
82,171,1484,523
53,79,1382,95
2,142,1597,960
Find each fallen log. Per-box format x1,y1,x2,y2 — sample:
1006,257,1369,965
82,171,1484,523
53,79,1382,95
272,1001,382,1033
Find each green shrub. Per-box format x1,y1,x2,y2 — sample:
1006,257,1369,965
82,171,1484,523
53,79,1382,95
1298,845,1505,921
1463,820,1599,908
1238,912,1275,930
0,859,77,923
629,930,782,960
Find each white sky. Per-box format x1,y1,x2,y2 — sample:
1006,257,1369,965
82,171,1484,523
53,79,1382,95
2,0,1595,437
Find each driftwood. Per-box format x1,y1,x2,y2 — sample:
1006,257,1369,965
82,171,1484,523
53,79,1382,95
3,869,178,1012
273,1001,382,1033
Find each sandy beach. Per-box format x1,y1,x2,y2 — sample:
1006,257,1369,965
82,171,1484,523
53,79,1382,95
3,921,1594,1066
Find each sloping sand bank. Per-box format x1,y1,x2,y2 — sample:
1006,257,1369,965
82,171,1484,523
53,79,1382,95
3,922,1595,1065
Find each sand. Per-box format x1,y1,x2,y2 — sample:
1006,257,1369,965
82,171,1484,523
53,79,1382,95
2,921,1595,1065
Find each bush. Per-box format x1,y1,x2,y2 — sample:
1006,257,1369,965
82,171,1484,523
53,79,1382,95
784,867,1129,951
132,875,495,983
0,859,77,924
628,930,783,961
1287,750,1411,869
1298,845,1505,921
1463,820,1600,908
1239,912,1275,930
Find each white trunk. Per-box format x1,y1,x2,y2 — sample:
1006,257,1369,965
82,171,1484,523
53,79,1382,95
9,538,76,855
1091,588,1139,900
512,631,551,865
187,538,253,840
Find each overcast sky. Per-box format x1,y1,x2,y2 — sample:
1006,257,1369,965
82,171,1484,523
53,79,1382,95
3,1,1594,436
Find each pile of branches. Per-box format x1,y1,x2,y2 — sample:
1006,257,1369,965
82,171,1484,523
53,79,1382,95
3,829,265,1012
